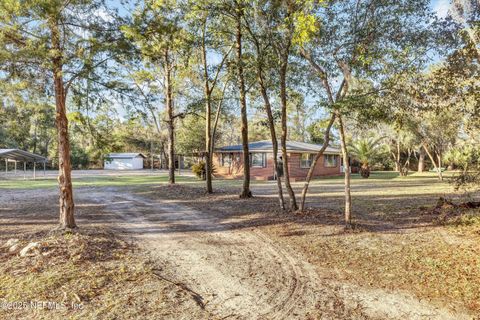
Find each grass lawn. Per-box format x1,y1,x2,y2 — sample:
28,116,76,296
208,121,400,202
0,169,455,190
0,173,196,189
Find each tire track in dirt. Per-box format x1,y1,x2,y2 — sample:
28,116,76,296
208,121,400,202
80,188,321,319
77,187,474,320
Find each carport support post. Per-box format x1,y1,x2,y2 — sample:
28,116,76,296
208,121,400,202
33,161,36,180
43,162,46,176
14,161,17,175
23,161,26,180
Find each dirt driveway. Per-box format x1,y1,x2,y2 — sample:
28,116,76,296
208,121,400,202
73,186,471,320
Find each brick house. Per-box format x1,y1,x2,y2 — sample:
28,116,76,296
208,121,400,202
213,140,343,181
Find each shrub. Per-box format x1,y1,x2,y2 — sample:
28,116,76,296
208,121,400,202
447,146,480,192
191,161,216,180
191,161,206,180
71,144,89,169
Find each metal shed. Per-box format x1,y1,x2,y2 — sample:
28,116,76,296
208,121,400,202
0,149,48,179
104,153,145,170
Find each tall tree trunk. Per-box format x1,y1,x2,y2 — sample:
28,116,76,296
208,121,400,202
236,2,251,199
201,23,213,193
436,152,444,181
166,99,175,184
396,140,401,173
256,61,285,210
51,21,75,229
210,80,228,156
337,112,352,227
165,49,175,184
45,138,50,159
422,143,443,181
279,61,297,210
33,120,38,154
400,148,412,176
418,146,425,172
205,98,213,192
299,113,336,211
245,21,284,209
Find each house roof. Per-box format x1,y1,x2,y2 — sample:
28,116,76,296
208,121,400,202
0,149,47,162
106,153,146,159
216,140,341,154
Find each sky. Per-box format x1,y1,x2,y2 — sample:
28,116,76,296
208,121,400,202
303,0,454,121
431,0,451,19
111,0,455,122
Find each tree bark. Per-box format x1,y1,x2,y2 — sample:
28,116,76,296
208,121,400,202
205,100,213,192
208,81,229,180
236,2,252,199
436,152,444,181
418,146,425,172
165,49,175,184
396,140,401,173
299,113,336,211
299,49,348,213
201,22,213,193
210,80,227,156
422,143,443,181
51,20,75,229
256,60,285,210
337,112,352,227
244,18,284,209
279,61,297,210
33,120,38,154
400,148,411,176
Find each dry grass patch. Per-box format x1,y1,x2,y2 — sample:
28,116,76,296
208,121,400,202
0,229,210,320
271,207,480,314
143,179,480,315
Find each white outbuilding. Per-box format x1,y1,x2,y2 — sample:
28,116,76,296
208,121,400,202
104,153,145,170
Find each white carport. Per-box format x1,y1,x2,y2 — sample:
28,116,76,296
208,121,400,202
104,153,145,170
0,149,47,179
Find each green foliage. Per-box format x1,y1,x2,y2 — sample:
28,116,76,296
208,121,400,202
348,137,386,178
291,4,318,46
0,81,55,154
446,145,480,192
306,118,339,144
176,115,206,155
0,0,476,187
0,0,125,171
444,145,480,172
349,138,386,167
70,142,90,169
191,161,216,180
192,161,206,180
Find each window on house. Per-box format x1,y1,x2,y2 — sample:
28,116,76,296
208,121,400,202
221,153,232,167
300,153,314,168
250,153,266,168
324,154,337,167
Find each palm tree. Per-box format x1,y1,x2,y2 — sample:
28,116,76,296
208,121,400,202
349,137,385,178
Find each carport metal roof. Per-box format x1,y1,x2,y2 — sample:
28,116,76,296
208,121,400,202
0,149,47,162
